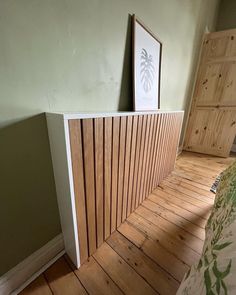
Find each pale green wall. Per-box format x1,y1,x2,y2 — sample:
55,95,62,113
217,0,236,30
0,0,219,275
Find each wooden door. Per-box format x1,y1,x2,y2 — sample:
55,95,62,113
184,29,236,157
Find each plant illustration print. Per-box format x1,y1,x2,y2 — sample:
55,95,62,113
140,48,155,93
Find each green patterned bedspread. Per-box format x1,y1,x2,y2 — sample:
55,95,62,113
177,160,236,295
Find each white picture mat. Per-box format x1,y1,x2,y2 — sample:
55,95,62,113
134,21,161,111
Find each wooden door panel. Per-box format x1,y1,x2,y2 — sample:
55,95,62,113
220,61,236,106
196,63,222,106
226,34,236,57
185,109,210,148
184,29,236,157
186,109,236,157
204,36,229,60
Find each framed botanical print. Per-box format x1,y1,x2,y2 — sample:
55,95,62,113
132,15,162,111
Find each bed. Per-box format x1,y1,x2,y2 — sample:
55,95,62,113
177,160,236,295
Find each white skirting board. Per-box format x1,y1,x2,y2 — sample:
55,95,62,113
0,234,65,295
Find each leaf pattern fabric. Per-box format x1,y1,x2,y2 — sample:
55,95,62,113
177,160,236,295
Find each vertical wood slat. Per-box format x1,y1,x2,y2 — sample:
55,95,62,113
68,112,183,266
165,114,174,176
138,116,150,205
167,114,174,174
159,114,169,183
131,116,143,212
104,117,112,239
136,115,147,207
143,115,153,197
150,114,162,191
111,117,120,233
162,114,171,179
69,120,88,264
169,114,179,172
82,119,97,255
169,114,177,173
148,115,158,192
144,115,155,198
173,113,183,169
126,116,138,217
122,116,133,222
117,117,127,227
94,118,104,247
154,113,165,187
148,115,159,194
169,114,178,173
139,115,150,202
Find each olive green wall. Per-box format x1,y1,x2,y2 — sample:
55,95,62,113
217,0,236,31
0,0,220,275
216,0,236,145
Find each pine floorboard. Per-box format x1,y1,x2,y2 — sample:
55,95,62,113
20,151,235,295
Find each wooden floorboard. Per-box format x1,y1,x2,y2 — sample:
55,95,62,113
161,179,214,204
125,215,200,266
93,242,157,295
148,193,206,228
20,151,235,295
68,255,123,295
108,230,179,295
20,275,52,295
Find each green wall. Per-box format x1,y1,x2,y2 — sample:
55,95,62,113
217,0,236,30
216,0,236,146
0,0,219,275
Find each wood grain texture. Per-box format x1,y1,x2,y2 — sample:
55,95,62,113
93,242,157,295
118,219,189,282
69,120,88,263
73,256,123,295
142,115,154,200
68,112,183,264
155,114,165,187
107,231,179,295
126,213,200,266
141,115,152,200
147,115,158,195
151,114,162,190
44,258,87,295
121,116,133,222
104,117,112,239
148,115,158,191
131,115,143,212
82,119,97,255
94,118,104,247
126,115,138,217
136,115,147,207
184,29,236,157
111,117,120,233
116,116,127,227
21,152,236,295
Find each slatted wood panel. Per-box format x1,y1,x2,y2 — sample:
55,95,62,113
69,112,183,264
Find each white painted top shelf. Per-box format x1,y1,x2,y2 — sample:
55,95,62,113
46,110,183,120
